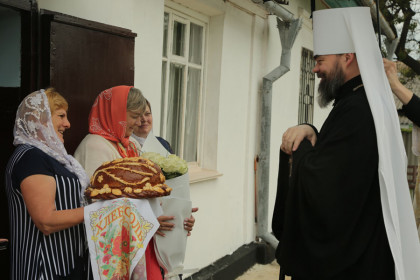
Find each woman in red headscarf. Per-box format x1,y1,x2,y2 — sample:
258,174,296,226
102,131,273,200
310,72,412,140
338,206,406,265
75,86,145,176
74,85,162,279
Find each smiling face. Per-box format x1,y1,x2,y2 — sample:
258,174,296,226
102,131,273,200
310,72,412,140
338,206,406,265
313,54,346,107
125,109,143,137
51,108,70,143
133,105,153,138
313,54,341,80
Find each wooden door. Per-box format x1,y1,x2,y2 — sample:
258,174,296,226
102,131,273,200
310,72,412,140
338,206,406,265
39,10,136,154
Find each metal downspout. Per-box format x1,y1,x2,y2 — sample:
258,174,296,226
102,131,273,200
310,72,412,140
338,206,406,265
385,38,399,60
360,0,395,41
255,7,302,249
360,0,399,59
251,0,294,21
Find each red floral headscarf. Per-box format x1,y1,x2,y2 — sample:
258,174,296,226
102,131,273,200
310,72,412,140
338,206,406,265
88,86,139,157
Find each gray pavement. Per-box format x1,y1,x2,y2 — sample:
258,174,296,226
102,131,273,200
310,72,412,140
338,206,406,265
235,260,291,280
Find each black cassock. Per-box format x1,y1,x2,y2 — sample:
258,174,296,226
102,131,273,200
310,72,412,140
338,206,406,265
401,93,420,126
273,76,395,280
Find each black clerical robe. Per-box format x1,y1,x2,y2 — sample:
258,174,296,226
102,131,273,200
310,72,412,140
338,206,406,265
273,76,395,280
402,94,420,126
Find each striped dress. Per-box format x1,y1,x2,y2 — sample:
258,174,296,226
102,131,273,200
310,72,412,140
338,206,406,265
5,144,91,279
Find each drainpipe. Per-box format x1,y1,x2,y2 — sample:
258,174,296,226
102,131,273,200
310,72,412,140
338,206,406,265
385,38,399,60
252,0,302,249
359,0,398,59
251,0,294,21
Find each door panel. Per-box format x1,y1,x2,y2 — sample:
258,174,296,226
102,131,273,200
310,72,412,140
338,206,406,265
40,10,136,154
0,0,30,10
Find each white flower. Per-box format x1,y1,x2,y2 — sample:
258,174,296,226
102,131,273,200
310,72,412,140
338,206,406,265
142,152,166,165
164,154,188,174
141,152,188,179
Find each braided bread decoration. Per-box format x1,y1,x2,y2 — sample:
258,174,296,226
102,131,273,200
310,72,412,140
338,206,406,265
85,157,172,199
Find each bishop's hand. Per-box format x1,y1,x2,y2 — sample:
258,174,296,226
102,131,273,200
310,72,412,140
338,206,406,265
281,124,317,155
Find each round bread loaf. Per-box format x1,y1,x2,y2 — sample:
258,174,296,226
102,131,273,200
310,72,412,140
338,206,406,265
85,157,172,200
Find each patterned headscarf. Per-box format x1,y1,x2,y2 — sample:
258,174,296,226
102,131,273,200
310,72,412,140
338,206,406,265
88,86,139,157
13,90,89,188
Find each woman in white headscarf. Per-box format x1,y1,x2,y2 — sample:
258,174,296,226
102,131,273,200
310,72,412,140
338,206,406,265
5,88,91,279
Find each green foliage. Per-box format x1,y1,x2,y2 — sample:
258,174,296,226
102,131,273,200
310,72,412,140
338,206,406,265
380,0,420,75
400,66,417,79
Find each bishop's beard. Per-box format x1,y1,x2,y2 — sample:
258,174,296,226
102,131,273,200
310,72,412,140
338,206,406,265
317,62,346,108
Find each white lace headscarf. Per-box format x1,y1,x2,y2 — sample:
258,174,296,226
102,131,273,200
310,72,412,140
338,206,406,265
13,89,90,190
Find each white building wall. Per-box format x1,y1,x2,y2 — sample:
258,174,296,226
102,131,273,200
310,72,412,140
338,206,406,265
185,2,262,268
36,0,329,274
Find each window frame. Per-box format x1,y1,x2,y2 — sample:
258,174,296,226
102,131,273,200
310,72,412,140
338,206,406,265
161,6,207,166
298,47,315,125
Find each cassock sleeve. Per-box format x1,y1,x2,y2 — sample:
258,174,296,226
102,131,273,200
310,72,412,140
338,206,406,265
273,124,319,240
402,94,420,127
272,150,292,240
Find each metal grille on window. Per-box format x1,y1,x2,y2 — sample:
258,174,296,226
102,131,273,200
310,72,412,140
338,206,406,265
298,48,315,125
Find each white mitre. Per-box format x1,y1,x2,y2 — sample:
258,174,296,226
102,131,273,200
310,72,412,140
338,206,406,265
313,7,358,55
312,7,420,280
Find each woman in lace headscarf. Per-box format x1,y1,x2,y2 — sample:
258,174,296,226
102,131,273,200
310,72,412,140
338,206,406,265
74,85,163,279
5,88,91,279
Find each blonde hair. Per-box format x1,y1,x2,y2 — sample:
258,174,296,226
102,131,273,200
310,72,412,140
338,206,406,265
127,87,147,113
44,87,68,114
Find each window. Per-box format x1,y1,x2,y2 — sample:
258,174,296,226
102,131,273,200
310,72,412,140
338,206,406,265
298,48,315,124
161,9,206,163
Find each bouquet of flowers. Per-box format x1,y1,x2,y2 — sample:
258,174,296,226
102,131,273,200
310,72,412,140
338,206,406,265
141,152,188,180
140,133,194,279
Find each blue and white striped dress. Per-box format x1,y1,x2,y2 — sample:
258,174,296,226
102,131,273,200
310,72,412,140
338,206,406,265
5,144,91,279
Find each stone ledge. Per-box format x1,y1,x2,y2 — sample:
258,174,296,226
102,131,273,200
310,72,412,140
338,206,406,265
184,241,275,280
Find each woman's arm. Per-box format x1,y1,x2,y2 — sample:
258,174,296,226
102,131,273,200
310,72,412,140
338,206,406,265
21,174,84,235
383,58,413,105
156,215,175,237
184,207,198,236
157,207,198,237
